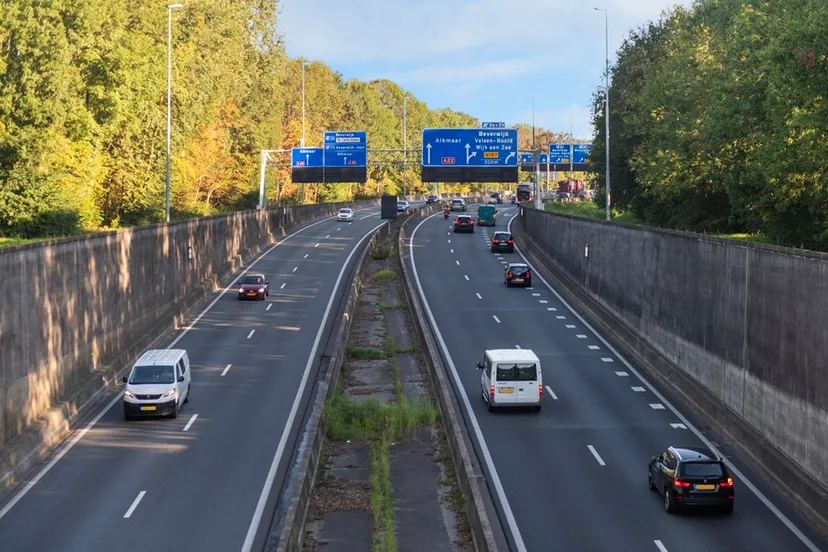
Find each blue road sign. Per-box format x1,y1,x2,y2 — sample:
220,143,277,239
481,122,505,128
422,128,518,167
291,147,324,167
323,131,367,167
520,153,550,165
573,144,592,164
549,144,572,164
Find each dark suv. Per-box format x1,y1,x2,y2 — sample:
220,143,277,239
491,231,514,253
504,263,531,287
649,445,734,514
453,215,474,233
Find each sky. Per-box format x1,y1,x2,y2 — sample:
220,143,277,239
277,0,690,141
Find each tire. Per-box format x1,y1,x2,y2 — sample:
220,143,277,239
648,472,656,491
534,404,542,413
526,280,532,288
505,280,510,287
487,400,495,412
124,410,131,422
170,401,179,419
184,387,189,404
721,503,734,515
664,488,677,514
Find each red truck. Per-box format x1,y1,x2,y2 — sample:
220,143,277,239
557,180,585,197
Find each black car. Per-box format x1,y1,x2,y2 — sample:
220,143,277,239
649,445,734,514
453,215,474,233
504,263,531,287
237,272,269,300
491,231,514,253
426,195,438,203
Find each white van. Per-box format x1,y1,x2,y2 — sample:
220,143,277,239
123,349,191,420
477,349,543,412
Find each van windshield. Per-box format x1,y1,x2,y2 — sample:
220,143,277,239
129,365,175,385
495,363,538,382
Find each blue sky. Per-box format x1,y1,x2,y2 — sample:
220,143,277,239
278,0,689,140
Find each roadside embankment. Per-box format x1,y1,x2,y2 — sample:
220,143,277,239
0,200,379,492
513,205,828,536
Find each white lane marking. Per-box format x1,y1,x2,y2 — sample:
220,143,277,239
632,387,646,392
280,283,286,289
556,316,565,320
123,491,146,519
304,253,309,259
547,307,556,311
464,275,469,281
455,260,460,266
292,266,298,272
601,357,614,363
587,445,606,466
539,300,548,304
501,261,507,264
337,227,342,231
241,221,388,552
247,330,255,339
588,345,600,350
493,315,501,324
615,371,629,377
221,364,232,376
507,217,823,552
451,249,454,253
671,423,687,429
576,334,587,338
266,303,273,311
545,386,558,400
650,403,665,410
448,239,451,243
314,243,319,248
566,325,576,329
526,287,534,290
410,212,527,552
183,414,198,432
532,293,541,296
325,234,330,238
0,214,341,522
654,541,669,552
476,293,482,300
515,345,521,349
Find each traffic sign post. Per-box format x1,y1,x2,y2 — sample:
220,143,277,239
421,127,519,183
547,143,592,172
291,131,368,183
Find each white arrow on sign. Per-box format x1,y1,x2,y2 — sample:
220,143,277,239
426,143,432,164
670,423,687,429
505,151,515,164
306,154,310,165
465,144,477,164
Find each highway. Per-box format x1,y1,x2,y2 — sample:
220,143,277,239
407,203,827,552
0,203,409,552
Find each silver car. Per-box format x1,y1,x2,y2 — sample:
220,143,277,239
450,198,467,212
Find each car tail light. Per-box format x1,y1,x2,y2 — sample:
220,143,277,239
507,271,513,278
673,479,691,488
455,220,460,224
492,240,499,244
539,384,543,398
508,239,514,244
720,478,733,487
490,385,495,399
525,271,531,278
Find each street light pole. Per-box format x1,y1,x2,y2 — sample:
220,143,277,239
165,3,183,224
301,62,310,204
403,96,408,198
595,7,610,221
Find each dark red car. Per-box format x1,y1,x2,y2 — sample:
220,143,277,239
237,272,269,300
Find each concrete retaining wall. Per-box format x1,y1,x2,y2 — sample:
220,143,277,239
0,200,380,489
516,206,828,517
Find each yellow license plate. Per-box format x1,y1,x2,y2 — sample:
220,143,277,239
247,293,257,296
140,406,156,411
695,484,715,490
499,388,514,394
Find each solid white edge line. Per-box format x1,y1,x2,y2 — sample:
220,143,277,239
240,220,388,552
545,386,558,400
221,364,232,376
410,211,527,552
654,540,669,552
123,490,146,519
506,216,821,552
246,330,255,339
183,414,198,432
587,445,606,466
0,213,338,523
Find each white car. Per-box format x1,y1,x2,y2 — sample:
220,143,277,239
488,195,499,204
397,200,410,212
337,208,354,222
123,349,191,420
477,349,543,412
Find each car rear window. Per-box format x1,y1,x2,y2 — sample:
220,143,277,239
509,265,527,272
495,363,538,381
494,233,510,240
680,462,724,478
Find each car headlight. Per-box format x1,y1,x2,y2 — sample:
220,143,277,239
258,287,265,292
124,390,135,398
238,287,244,293
162,388,176,397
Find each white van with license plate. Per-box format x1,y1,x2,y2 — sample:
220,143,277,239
477,349,543,412
123,349,191,420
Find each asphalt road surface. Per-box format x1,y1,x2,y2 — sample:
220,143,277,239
0,203,410,552
407,203,826,552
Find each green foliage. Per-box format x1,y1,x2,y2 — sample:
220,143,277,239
591,0,828,251
372,268,396,281
0,1,486,239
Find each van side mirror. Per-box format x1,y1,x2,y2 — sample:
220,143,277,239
122,376,128,383
178,375,185,383
476,362,483,369
265,280,269,285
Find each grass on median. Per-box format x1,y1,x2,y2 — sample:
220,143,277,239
371,437,396,552
370,244,396,260
325,393,438,444
347,346,387,360
372,268,397,281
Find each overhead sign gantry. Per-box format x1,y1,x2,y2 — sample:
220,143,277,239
420,124,519,183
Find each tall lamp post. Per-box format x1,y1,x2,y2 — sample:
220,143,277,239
165,3,183,224
595,7,610,221
301,61,310,203
403,96,408,198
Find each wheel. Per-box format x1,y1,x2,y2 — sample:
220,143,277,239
533,404,542,413
170,401,179,419
664,488,676,514
721,503,734,515
487,400,495,412
124,410,132,422
184,387,189,404
648,472,656,491
505,280,510,287
525,280,532,288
